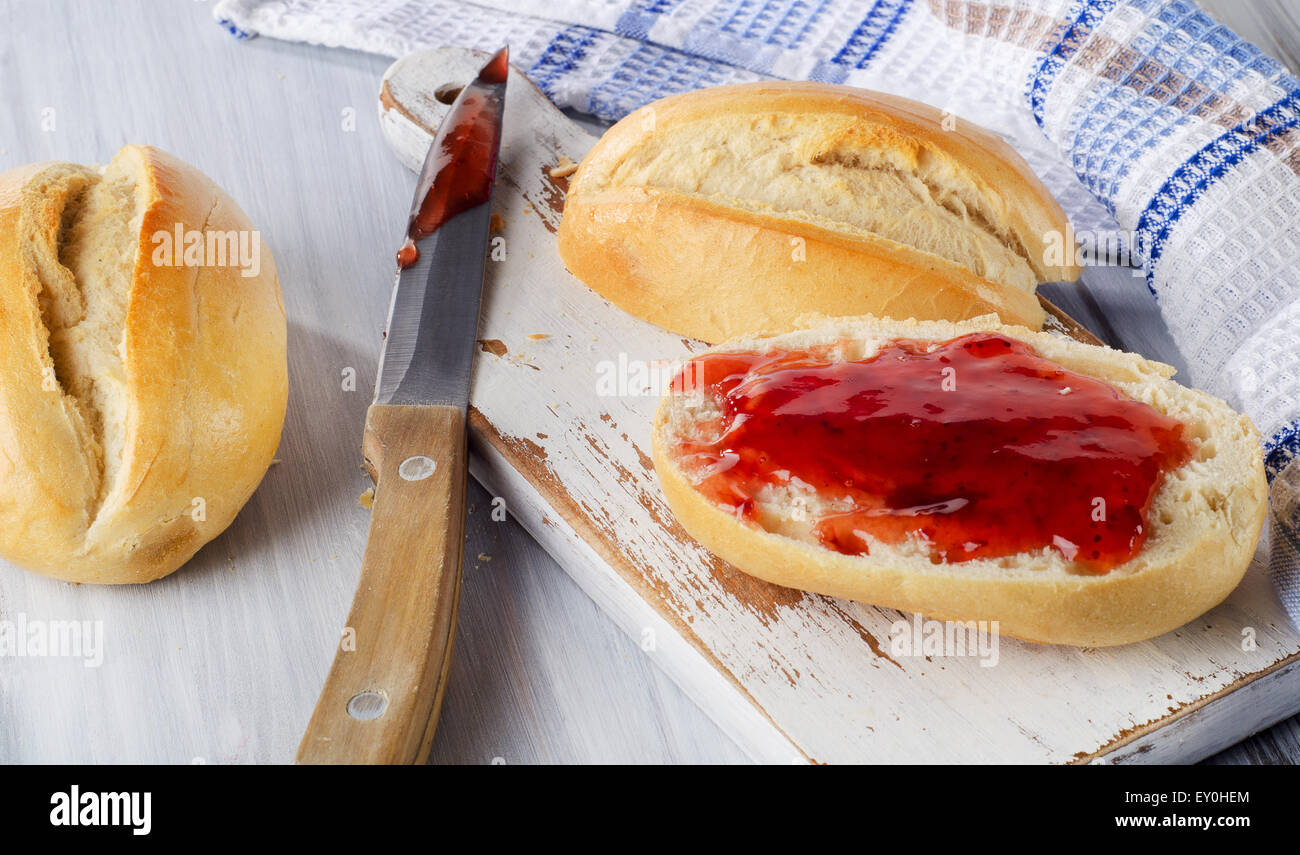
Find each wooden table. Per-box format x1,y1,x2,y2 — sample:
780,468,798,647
0,0,1294,764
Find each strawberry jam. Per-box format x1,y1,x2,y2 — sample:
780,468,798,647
670,333,1192,572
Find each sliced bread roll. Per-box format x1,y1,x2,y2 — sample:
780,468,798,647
559,82,1080,342
652,315,1267,647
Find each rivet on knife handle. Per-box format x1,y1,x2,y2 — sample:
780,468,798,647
296,405,467,764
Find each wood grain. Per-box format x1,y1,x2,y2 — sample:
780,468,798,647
297,405,467,764
1040,295,1103,346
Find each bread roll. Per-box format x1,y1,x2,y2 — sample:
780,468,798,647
0,145,287,584
652,315,1267,647
558,82,1080,343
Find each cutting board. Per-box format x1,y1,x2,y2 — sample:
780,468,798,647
380,47,1300,764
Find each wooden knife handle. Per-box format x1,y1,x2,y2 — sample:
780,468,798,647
296,404,467,764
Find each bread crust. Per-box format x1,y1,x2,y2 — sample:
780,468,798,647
0,146,287,583
559,82,1080,342
652,315,1268,647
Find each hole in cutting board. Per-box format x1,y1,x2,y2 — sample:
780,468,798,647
347,691,388,720
435,82,464,104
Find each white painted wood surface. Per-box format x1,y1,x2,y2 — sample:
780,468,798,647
379,46,1300,764
0,0,747,765
0,0,1296,764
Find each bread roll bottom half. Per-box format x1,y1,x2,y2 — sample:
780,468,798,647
0,145,287,584
652,315,1268,647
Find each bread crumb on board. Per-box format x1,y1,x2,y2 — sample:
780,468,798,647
358,487,375,509
548,156,578,179
527,333,550,340
478,338,508,357
490,212,505,232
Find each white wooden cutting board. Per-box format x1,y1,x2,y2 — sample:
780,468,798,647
381,47,1300,764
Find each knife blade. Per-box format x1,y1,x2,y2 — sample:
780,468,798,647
296,46,509,765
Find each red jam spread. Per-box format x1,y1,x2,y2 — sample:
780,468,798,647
670,333,1193,573
396,47,508,270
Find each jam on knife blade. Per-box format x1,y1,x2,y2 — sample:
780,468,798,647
396,46,509,270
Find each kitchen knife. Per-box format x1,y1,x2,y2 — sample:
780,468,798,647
296,46,508,765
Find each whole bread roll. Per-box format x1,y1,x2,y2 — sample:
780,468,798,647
559,82,1081,342
653,315,1268,647
0,145,287,584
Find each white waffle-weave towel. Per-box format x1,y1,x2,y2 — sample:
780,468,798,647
213,0,1300,624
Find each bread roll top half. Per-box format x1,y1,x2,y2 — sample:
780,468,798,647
0,145,287,583
559,82,1081,341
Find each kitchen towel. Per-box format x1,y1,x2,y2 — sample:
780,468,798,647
214,0,1300,624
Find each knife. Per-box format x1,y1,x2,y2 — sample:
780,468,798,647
296,46,509,765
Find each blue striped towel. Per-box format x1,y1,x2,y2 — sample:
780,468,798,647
214,0,1300,626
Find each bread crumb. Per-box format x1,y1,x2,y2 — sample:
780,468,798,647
527,333,550,340
478,339,508,357
477,553,492,562
548,156,579,179
490,212,505,232
358,487,375,509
